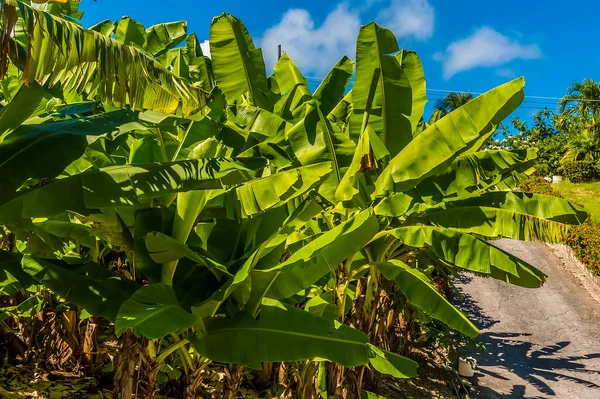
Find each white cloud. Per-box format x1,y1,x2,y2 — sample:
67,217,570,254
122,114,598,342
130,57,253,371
260,0,435,75
434,27,541,79
377,0,435,41
200,40,210,58
261,3,361,75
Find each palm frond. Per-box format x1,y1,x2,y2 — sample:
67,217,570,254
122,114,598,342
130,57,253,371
0,0,209,116
433,92,474,116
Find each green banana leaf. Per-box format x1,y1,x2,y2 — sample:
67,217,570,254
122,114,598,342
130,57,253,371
273,53,312,117
335,125,389,203
115,283,198,339
22,255,138,321
192,200,327,318
1,1,209,116
0,157,266,221
0,251,36,294
374,149,539,217
185,33,214,91
444,191,587,223
270,54,342,202
128,137,167,164
134,207,174,284
192,301,371,368
0,110,142,203
209,13,272,110
247,209,379,309
423,208,584,243
115,16,147,47
385,226,546,288
398,50,427,135
53,102,100,118
361,391,386,399
368,344,418,378
304,292,338,321
191,245,263,318
145,231,230,277
351,22,412,155
169,135,230,270
373,260,478,337
374,78,525,196
88,19,116,36
425,207,568,242
225,105,288,139
145,20,187,57
0,295,44,321
415,149,538,199
232,162,332,218
0,84,45,138
313,56,354,117
419,191,587,242
285,104,341,202
33,219,105,248
327,91,352,124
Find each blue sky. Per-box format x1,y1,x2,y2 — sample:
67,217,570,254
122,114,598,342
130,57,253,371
79,0,600,124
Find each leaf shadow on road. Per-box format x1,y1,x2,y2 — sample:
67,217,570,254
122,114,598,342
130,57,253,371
452,274,600,398
473,334,600,398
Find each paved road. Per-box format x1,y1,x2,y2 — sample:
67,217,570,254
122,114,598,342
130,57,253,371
456,239,600,398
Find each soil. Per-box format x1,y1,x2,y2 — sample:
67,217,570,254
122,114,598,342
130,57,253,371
0,365,112,398
379,350,461,399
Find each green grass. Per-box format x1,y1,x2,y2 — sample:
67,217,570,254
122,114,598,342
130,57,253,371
553,181,600,223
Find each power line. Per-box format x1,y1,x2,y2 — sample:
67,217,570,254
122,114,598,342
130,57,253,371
518,105,557,110
426,93,560,107
304,77,600,104
425,88,600,103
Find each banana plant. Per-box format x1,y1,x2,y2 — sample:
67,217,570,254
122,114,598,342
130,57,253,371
0,4,588,398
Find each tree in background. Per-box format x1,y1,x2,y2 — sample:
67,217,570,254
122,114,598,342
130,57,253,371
558,78,600,129
494,108,566,176
489,80,600,179
562,128,600,162
434,92,474,116
558,79,600,165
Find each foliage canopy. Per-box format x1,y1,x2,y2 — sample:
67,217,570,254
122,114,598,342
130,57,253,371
0,2,588,397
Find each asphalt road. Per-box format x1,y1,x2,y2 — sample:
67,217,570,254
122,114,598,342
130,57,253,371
456,239,600,398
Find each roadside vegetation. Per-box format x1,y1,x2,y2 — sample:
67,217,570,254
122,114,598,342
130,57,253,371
566,222,600,276
0,1,590,398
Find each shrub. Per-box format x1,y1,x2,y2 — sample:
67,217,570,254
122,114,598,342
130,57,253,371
560,160,600,183
519,175,560,197
566,222,600,276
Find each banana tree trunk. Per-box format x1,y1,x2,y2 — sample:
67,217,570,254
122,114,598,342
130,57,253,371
114,331,137,399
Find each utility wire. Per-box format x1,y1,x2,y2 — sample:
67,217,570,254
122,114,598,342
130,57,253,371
426,88,600,103
304,76,600,104
426,93,563,107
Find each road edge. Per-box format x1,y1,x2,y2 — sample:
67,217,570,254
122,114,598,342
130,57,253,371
547,243,600,305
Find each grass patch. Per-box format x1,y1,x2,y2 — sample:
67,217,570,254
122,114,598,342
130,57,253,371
553,181,600,223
